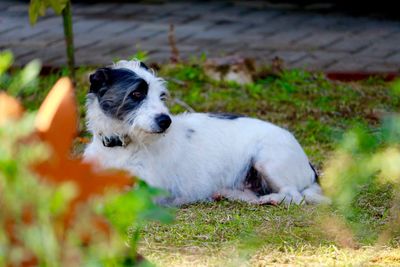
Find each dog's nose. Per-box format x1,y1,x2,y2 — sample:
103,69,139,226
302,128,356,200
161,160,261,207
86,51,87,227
155,114,172,131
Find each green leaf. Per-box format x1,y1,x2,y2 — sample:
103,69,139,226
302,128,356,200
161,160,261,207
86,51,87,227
392,79,400,97
0,50,14,76
8,59,41,95
29,0,47,25
130,49,149,62
48,0,68,14
29,0,69,25
20,59,41,87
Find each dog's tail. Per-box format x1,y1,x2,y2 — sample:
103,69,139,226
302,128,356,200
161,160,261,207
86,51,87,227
302,183,331,204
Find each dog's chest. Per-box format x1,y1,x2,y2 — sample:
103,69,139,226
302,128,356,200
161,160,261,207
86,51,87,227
93,144,166,187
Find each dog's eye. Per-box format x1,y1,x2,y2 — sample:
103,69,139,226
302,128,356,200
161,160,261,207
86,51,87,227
160,92,167,101
132,91,143,99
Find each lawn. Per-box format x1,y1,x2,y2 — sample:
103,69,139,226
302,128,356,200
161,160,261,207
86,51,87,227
5,62,400,266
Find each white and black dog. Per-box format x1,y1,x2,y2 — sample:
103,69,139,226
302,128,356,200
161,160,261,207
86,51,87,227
83,60,330,206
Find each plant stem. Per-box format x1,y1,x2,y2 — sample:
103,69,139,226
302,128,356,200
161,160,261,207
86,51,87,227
62,0,75,81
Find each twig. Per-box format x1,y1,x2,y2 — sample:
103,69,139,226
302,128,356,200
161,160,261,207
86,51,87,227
62,0,75,82
168,24,180,64
172,98,195,113
166,77,186,86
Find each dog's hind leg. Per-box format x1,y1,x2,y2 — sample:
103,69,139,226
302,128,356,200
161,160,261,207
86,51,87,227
251,160,305,205
216,188,260,203
257,191,303,205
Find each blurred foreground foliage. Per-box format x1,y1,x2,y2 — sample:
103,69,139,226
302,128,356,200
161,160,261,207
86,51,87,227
321,82,400,246
0,51,173,266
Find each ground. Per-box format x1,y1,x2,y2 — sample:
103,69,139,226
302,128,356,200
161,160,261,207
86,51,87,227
6,62,400,266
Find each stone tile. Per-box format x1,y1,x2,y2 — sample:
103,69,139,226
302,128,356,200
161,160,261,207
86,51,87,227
73,3,118,15
295,31,345,49
8,45,39,61
354,44,395,58
18,44,66,66
385,51,400,64
6,3,28,12
272,50,309,64
0,1,14,11
364,63,399,73
0,25,48,42
89,21,140,36
171,23,214,41
291,55,336,71
324,56,380,72
239,9,284,24
72,19,106,34
248,30,312,50
326,37,374,53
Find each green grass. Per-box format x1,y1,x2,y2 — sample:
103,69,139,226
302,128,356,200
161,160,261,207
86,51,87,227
4,63,400,266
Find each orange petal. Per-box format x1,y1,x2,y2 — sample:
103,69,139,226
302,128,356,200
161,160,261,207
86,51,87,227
35,77,77,157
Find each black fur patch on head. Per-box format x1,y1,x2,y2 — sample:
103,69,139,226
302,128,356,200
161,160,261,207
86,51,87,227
89,67,149,120
89,68,110,94
309,163,320,184
208,113,244,120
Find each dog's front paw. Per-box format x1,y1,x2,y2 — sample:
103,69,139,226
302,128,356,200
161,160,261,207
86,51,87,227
154,196,175,207
154,196,189,207
212,192,223,201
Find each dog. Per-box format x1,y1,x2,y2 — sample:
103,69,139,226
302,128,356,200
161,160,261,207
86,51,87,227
83,60,330,206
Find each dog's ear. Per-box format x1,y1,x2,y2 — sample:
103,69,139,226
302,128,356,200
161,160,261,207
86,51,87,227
89,68,111,94
139,61,149,71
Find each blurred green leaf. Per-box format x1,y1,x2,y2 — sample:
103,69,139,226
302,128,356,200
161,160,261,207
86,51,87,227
102,181,174,234
49,182,76,215
48,0,68,14
7,59,41,96
0,50,13,76
130,49,149,62
381,115,400,145
29,0,68,25
20,59,41,86
392,79,400,96
29,0,46,25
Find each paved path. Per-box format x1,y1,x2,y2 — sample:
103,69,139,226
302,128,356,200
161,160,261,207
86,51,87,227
1,1,400,72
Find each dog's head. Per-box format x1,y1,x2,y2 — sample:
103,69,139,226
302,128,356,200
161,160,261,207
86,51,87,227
86,60,171,138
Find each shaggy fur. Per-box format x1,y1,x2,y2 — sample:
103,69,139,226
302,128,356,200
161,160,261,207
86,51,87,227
83,60,330,206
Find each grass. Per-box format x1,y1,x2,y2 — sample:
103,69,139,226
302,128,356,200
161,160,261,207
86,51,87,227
3,62,400,266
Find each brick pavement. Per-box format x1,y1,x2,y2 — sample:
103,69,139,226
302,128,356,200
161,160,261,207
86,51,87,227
0,0,399,72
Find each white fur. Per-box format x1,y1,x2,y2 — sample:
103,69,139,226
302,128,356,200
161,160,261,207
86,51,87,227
84,60,330,205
